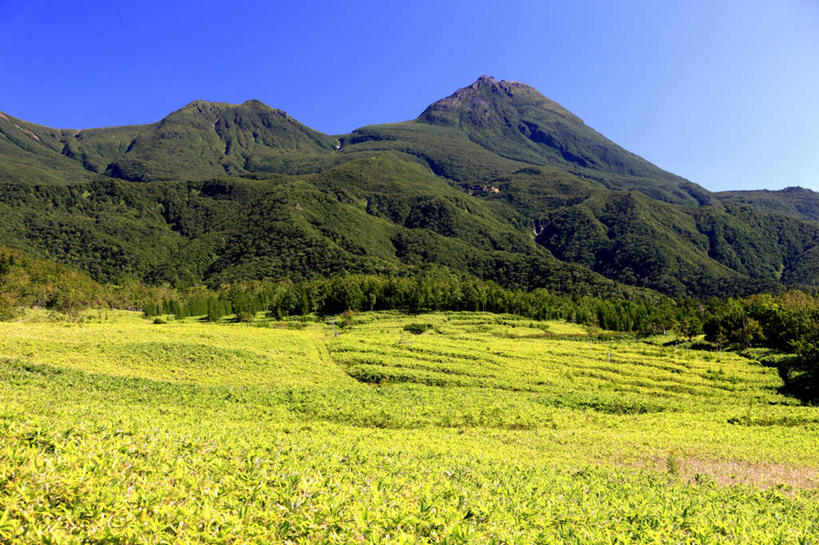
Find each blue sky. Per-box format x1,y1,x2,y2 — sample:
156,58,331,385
1,0,817,191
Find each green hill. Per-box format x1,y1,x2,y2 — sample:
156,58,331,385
65,100,339,181
715,186,819,222
415,75,704,205
1,76,819,296
0,111,97,185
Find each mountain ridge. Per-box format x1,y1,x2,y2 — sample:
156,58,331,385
1,76,818,296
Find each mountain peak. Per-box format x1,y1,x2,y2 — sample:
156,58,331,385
179,99,274,114
414,76,694,188
417,75,579,131
472,74,500,87
95,98,336,182
163,99,294,128
241,99,269,109
435,75,531,105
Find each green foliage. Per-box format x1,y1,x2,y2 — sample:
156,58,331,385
0,247,118,318
666,451,680,476
403,322,434,334
703,291,819,401
4,79,819,298
2,311,818,542
151,272,682,335
716,186,819,222
4,75,819,542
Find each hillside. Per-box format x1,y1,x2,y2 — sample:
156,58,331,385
416,75,705,205
1,76,819,296
0,112,97,185
715,186,819,222
54,100,340,181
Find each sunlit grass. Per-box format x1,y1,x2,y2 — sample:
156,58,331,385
1,310,818,543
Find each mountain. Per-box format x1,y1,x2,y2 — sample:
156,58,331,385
62,100,340,181
345,75,709,206
1,76,818,296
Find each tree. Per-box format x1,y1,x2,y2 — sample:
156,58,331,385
734,317,764,350
677,315,702,342
207,299,225,322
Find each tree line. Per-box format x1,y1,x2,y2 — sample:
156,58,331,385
702,291,819,401
142,270,698,334
141,272,819,399
3,248,816,399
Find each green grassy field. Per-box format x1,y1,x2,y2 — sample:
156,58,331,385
1,311,818,543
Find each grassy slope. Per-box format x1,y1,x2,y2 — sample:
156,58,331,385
1,311,818,543
413,75,706,206
101,100,340,181
0,111,96,185
0,100,340,185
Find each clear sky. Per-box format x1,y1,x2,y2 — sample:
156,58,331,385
1,0,817,192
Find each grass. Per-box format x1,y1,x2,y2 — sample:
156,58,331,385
1,310,818,543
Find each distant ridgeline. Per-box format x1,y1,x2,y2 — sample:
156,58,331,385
2,75,819,299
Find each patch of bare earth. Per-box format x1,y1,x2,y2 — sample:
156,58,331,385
651,456,819,490
14,123,40,141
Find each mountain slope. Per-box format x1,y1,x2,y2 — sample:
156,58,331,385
86,100,340,181
715,186,819,222
0,111,96,185
0,155,641,298
0,101,340,184
2,76,819,297
343,76,707,206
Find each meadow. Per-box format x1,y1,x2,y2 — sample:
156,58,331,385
1,310,818,543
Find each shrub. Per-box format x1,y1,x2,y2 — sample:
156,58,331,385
236,310,255,323
403,322,433,335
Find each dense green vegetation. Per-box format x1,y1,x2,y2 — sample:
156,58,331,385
3,74,819,543
144,271,819,401
142,271,686,334
703,291,819,402
5,244,818,402
2,310,818,543
0,160,652,295
3,76,819,296
0,246,173,320
714,186,819,222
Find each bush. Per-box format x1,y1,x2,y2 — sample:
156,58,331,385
0,300,16,321
236,310,255,323
403,322,433,335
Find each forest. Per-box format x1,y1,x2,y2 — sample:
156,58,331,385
4,233,818,402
